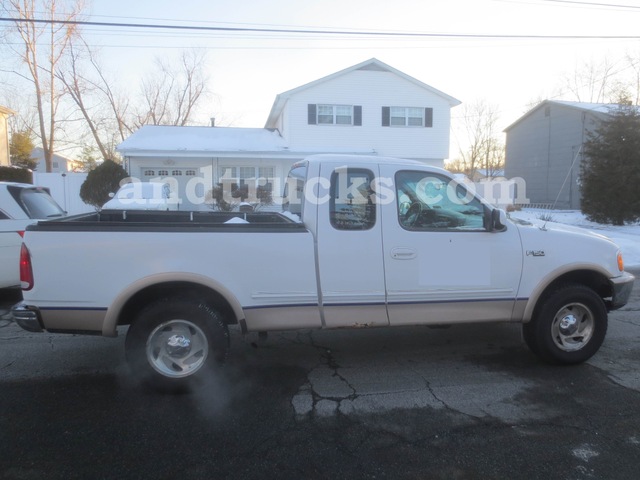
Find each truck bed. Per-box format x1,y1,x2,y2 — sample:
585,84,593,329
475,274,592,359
28,209,306,233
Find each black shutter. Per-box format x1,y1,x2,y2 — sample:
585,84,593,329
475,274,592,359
354,106,362,126
308,104,317,125
424,108,433,128
382,107,390,127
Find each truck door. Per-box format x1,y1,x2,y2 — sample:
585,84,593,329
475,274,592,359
380,166,523,326
315,163,389,328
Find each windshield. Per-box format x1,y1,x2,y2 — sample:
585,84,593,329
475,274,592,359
8,186,65,219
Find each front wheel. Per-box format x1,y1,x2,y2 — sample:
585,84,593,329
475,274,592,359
125,298,229,392
523,284,608,365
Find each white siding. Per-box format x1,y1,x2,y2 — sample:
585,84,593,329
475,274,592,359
281,70,453,164
0,114,9,167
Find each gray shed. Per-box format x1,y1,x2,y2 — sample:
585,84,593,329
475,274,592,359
504,100,616,210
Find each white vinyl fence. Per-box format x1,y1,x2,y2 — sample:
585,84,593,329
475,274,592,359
32,172,95,215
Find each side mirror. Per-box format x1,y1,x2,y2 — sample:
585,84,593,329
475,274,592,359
491,208,507,232
108,192,115,198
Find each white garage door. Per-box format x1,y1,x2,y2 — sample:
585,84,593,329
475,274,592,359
140,168,204,210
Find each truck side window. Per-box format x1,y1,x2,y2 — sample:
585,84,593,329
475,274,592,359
282,163,307,216
330,168,376,230
395,171,486,231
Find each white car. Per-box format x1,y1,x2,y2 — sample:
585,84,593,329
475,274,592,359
102,182,179,211
0,182,66,289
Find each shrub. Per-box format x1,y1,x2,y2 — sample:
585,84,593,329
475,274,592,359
0,166,32,183
9,131,37,170
79,160,128,209
580,105,640,225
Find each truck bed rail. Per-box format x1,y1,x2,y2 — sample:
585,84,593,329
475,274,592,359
28,210,306,233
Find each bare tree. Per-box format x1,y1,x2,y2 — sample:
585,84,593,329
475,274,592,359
561,57,617,104
134,50,209,127
2,0,85,172
60,44,210,159
630,53,640,105
54,38,133,161
56,41,113,160
454,100,505,178
86,49,133,144
619,51,640,105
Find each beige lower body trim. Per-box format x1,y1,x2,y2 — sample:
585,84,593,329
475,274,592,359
41,308,107,333
323,304,389,328
243,305,322,332
388,299,518,326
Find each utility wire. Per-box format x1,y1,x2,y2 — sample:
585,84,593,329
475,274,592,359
538,0,640,9
1,17,640,40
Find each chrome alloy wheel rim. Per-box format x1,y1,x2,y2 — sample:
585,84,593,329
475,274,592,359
551,302,595,352
146,320,209,378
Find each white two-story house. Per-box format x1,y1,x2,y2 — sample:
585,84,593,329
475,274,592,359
117,58,460,210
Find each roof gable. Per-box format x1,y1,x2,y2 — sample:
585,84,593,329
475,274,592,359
265,58,460,127
0,105,16,116
504,100,624,132
31,147,74,164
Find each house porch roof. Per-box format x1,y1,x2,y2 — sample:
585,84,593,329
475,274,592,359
117,125,289,156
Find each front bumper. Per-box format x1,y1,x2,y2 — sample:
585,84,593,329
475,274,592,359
610,272,635,310
11,302,44,332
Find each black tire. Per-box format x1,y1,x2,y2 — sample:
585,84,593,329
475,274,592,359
125,297,229,392
522,284,607,365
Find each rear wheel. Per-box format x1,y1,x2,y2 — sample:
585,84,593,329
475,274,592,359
523,284,607,364
125,298,229,392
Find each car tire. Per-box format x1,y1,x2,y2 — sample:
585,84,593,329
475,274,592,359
523,284,607,365
125,297,229,392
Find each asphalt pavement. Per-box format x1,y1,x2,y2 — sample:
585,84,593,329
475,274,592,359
1,272,640,480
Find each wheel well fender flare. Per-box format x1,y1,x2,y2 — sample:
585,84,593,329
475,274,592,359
521,265,612,322
101,273,245,337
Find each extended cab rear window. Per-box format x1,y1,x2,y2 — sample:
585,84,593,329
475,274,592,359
282,162,307,217
329,168,376,231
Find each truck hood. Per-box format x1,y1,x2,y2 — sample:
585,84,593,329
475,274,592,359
509,216,616,244
509,215,623,276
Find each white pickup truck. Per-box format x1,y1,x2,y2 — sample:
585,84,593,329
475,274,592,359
12,155,635,391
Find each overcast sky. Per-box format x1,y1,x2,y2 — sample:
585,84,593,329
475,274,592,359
9,0,640,158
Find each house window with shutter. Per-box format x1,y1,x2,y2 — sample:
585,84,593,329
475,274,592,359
382,107,433,128
308,104,362,126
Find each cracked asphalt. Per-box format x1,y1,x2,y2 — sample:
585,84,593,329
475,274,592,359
1,271,640,480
